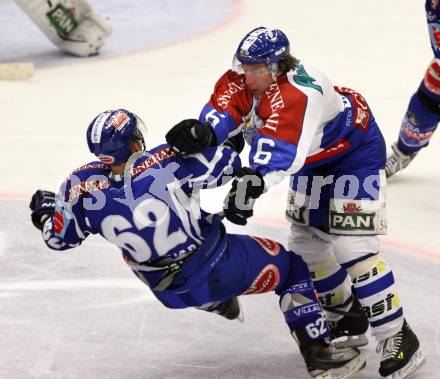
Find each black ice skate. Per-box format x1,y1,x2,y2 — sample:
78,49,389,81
385,142,418,178
294,329,366,379
376,319,425,378
204,297,244,322
327,297,369,349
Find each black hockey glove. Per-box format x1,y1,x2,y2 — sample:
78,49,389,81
29,190,56,230
224,132,245,154
165,119,216,155
223,167,265,225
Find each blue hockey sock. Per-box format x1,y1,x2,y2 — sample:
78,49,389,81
397,83,440,155
280,279,330,340
351,257,403,341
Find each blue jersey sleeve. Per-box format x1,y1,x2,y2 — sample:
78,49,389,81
249,133,298,176
199,104,242,145
177,145,242,190
40,163,109,251
198,70,253,144
41,189,89,251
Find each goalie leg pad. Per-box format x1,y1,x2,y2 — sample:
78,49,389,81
14,0,112,56
15,0,64,46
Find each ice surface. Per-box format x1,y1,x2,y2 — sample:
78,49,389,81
1,0,439,378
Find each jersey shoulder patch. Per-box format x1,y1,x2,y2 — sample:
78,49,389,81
70,161,110,176
63,161,111,203
291,63,323,94
131,146,176,178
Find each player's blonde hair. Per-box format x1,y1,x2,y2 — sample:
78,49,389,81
278,53,299,74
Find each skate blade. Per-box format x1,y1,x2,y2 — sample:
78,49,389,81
386,348,425,379
332,334,369,349
313,354,366,379
236,297,244,323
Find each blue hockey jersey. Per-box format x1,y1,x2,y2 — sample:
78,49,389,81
41,144,240,290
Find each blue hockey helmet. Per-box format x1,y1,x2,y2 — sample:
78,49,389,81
233,27,290,71
86,109,147,165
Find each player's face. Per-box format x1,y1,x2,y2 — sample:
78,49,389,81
130,138,144,153
242,64,274,98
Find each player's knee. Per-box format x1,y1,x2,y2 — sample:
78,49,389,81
347,253,392,300
346,253,381,279
332,235,380,264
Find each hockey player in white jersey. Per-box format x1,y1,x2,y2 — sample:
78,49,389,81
14,0,112,57
165,27,425,378
386,0,440,177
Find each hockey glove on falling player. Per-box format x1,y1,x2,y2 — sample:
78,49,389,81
29,190,56,230
223,167,265,225
165,119,216,155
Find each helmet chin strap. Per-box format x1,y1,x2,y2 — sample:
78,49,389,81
268,62,279,81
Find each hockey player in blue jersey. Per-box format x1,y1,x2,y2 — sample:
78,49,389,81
386,0,440,177
29,109,365,379
165,28,424,378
